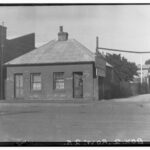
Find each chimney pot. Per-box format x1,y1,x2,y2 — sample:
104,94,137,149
60,26,63,32
58,26,68,41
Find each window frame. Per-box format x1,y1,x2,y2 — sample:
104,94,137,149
53,72,65,90
30,73,42,91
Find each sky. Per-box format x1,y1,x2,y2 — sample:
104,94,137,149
0,5,150,65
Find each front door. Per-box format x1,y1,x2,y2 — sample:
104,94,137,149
73,72,83,98
98,76,104,100
14,74,24,98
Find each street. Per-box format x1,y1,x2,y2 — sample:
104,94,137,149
0,94,150,142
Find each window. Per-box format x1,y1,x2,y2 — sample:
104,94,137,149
53,72,64,90
31,73,42,91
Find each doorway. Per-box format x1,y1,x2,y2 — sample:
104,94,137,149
73,72,83,98
98,76,104,100
14,74,24,99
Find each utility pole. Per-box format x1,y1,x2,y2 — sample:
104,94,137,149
98,46,150,85
140,55,143,84
96,36,105,100
96,36,150,98
96,36,99,54
0,22,4,100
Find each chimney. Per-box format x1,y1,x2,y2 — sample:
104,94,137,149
58,26,68,41
0,25,7,44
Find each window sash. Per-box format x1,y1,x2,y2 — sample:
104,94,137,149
31,73,42,91
55,80,64,89
53,72,64,90
32,83,42,91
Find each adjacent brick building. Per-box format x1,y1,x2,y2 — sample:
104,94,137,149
0,25,35,99
5,26,113,101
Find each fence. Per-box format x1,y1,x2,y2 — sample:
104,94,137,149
103,81,150,100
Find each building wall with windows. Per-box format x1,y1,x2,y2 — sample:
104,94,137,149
6,63,96,100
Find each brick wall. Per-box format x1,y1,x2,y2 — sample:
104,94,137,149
6,63,97,100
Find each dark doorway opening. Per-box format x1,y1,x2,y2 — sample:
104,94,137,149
73,72,83,98
98,76,104,100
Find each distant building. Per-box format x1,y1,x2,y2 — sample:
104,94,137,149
134,64,150,84
0,25,35,99
5,26,113,101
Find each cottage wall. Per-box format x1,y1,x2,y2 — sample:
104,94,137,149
6,63,97,100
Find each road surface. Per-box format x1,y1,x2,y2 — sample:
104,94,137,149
0,94,150,142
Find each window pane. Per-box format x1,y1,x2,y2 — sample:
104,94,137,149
31,73,42,91
54,72,63,79
33,75,41,82
56,82,64,89
33,83,41,90
54,72,64,89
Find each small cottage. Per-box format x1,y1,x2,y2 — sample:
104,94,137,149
5,26,113,101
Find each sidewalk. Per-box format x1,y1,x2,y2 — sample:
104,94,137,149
1,93,150,105
0,99,97,106
113,93,150,102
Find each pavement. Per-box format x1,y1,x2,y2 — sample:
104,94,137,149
0,94,150,142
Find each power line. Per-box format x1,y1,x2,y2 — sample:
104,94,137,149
98,47,150,54
96,36,149,85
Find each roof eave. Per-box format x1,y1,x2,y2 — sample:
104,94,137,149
4,61,95,67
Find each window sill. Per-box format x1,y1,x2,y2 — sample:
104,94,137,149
30,90,42,93
53,89,66,93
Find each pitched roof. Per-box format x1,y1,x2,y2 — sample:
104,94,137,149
5,39,95,65
5,38,112,67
